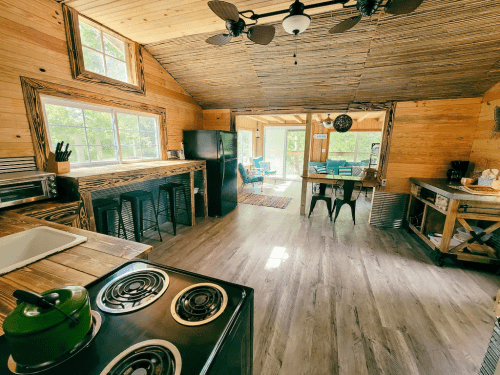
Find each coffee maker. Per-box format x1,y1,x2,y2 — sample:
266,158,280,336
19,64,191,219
447,160,469,182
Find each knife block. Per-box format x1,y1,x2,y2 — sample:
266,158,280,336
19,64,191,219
46,152,70,174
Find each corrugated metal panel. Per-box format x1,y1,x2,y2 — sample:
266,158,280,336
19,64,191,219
0,157,37,174
369,191,409,229
91,171,204,240
479,320,500,375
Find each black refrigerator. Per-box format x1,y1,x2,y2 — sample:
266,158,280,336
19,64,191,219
183,130,238,217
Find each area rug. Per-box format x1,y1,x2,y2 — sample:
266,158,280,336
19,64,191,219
238,193,292,209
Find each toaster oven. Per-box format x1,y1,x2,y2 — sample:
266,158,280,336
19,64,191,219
0,171,58,208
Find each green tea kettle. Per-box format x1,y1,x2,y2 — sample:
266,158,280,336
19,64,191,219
2,286,92,367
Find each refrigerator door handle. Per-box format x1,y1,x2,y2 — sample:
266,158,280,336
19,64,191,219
220,136,225,184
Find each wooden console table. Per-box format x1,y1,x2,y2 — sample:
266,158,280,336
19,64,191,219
57,160,208,232
408,178,500,265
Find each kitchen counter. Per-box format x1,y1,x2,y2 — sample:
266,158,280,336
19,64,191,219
0,211,152,335
57,160,208,231
410,178,500,203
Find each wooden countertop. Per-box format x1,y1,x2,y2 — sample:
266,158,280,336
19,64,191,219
410,178,500,203
0,211,152,334
59,160,205,181
303,174,379,187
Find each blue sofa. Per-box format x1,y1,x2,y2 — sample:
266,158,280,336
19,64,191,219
309,159,369,176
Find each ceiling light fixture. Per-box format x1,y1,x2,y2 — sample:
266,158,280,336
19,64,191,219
322,114,334,128
282,0,311,35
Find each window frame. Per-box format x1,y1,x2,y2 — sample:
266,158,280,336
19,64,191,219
328,131,382,163
237,130,253,164
41,95,161,168
62,4,145,95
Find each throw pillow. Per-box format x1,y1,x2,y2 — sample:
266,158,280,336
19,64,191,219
352,166,364,176
326,159,346,174
316,165,327,174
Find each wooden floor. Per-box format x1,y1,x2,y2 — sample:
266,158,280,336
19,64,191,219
145,180,500,374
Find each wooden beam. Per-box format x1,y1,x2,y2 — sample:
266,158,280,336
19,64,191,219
272,116,286,124
300,113,313,216
247,116,269,124
357,113,370,122
294,115,304,123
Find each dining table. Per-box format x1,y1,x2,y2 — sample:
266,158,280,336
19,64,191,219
300,173,378,215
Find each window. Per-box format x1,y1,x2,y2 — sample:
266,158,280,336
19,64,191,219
41,96,160,166
79,19,130,83
328,132,382,163
62,5,145,94
238,130,253,164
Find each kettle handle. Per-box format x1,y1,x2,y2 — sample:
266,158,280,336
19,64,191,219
13,290,79,325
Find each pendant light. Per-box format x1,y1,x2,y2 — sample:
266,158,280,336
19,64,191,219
333,114,353,133
322,114,334,128
282,0,311,35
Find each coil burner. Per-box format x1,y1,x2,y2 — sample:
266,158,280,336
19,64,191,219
99,340,181,375
97,269,169,314
171,283,228,326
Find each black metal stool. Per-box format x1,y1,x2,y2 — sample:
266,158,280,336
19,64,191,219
119,190,162,242
308,183,333,221
93,199,127,239
157,182,191,236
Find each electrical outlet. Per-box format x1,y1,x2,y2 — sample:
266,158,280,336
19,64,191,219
321,149,326,153
381,179,387,187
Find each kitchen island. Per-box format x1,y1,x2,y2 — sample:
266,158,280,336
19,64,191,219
57,160,208,232
408,178,500,265
0,211,151,335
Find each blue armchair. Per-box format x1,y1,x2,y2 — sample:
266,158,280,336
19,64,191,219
252,156,264,175
238,163,263,192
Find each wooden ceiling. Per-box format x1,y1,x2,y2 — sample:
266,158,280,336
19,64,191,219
244,111,386,124
60,0,500,112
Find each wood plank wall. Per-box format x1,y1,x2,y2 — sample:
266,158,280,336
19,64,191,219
469,82,500,171
202,109,231,131
235,116,262,157
384,98,482,193
0,0,202,159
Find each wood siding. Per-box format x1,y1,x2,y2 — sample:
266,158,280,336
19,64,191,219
202,109,232,131
0,0,202,160
470,82,500,171
384,98,482,193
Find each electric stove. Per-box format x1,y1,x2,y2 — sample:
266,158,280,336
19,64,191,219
0,260,254,375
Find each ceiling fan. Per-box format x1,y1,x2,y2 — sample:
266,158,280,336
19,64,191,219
205,0,424,47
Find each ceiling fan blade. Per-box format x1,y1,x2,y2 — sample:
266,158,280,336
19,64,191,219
328,15,362,34
206,34,232,46
385,0,424,14
247,25,276,45
208,1,240,22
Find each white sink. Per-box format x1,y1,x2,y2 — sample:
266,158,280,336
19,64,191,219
0,226,87,275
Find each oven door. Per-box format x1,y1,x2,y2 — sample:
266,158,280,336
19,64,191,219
0,179,49,208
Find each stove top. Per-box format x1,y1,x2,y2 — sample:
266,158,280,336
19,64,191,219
0,261,254,375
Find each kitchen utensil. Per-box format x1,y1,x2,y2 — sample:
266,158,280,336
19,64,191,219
2,286,92,367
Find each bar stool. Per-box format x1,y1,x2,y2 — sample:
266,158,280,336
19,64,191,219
157,182,191,236
93,199,127,239
308,183,333,221
119,190,162,242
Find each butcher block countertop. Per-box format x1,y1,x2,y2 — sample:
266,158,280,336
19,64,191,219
58,160,205,181
0,211,152,335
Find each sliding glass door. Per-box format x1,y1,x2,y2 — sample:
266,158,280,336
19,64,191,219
264,126,305,180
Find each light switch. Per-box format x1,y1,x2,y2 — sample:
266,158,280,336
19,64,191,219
322,149,326,153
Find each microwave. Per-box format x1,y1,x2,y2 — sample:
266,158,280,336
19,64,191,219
0,171,58,209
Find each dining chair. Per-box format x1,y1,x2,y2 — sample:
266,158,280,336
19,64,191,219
331,180,363,224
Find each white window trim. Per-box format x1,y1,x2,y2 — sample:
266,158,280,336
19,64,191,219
41,95,161,168
328,131,381,162
79,17,131,84
238,130,253,164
